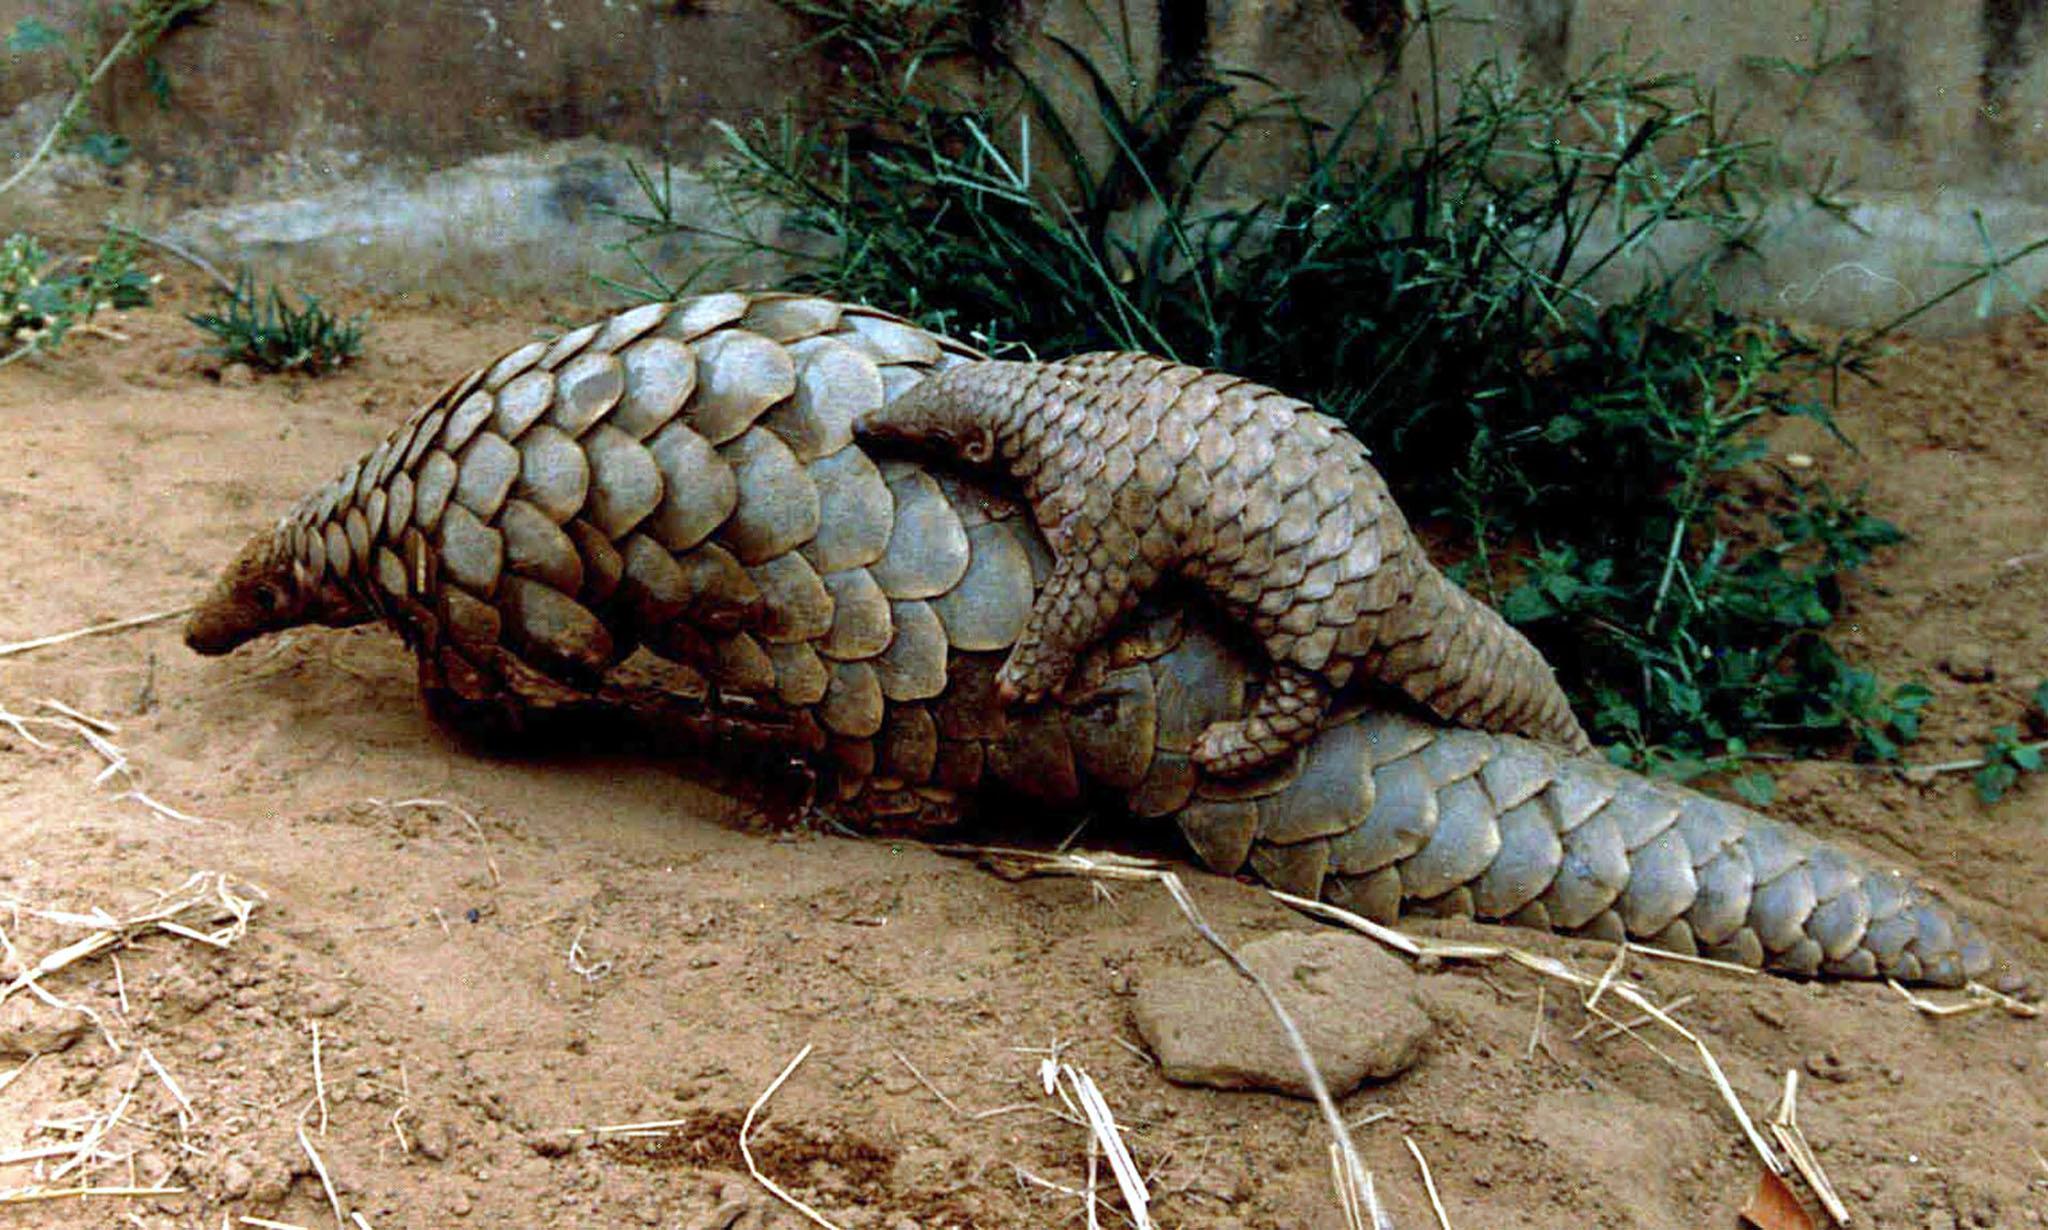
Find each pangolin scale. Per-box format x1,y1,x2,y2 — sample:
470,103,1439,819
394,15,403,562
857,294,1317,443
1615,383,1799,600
184,292,2004,988
853,353,1593,775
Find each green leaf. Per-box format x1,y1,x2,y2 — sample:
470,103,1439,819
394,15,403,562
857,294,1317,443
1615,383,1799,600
7,17,63,53
1732,772,1776,806
1975,761,2017,804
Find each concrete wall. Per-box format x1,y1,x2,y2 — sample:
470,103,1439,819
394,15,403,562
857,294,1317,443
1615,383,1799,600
2,0,2045,328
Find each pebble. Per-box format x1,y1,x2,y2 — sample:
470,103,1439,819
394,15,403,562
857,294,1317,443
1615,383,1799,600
0,998,87,1057
1939,643,1995,682
1131,931,1432,1098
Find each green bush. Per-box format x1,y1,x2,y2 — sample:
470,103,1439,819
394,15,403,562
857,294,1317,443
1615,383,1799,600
616,1,1943,776
186,272,365,376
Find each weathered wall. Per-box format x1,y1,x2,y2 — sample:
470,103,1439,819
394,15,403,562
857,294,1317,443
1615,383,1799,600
1,0,2045,327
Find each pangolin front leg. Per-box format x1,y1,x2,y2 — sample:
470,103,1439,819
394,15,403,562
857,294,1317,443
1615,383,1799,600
994,545,1145,705
1190,663,1329,775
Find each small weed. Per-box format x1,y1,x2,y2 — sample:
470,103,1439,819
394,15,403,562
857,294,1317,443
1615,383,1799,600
1974,726,2043,803
187,272,365,375
0,229,154,365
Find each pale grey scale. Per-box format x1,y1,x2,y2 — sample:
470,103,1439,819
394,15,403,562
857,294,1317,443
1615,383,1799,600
760,336,883,462
549,351,627,437
1702,929,1767,972
1604,777,1685,851
441,587,501,650
301,525,328,577
1415,729,1491,786
1574,910,1628,947
498,578,613,677
715,427,820,565
1062,664,1157,792
1735,821,1813,891
1541,763,1617,833
878,364,928,404
413,452,460,532
372,547,408,603
688,331,799,445
1749,865,1820,954
440,390,496,454
802,446,894,573
436,504,503,596
1801,845,1864,907
1129,751,1197,819
375,422,413,485
1325,752,1436,874
358,442,389,503
343,510,372,570
738,295,843,342
767,641,831,706
1686,850,1756,945
659,292,750,342
498,499,584,594
818,568,893,661
749,552,834,644
590,300,673,354
454,433,522,520
820,660,886,738
613,337,697,440
319,469,353,522
838,311,942,364
1470,796,1565,919
1248,839,1331,899
929,520,1034,653
644,422,736,553
868,470,970,600
1538,811,1630,929
1672,796,1748,868
1772,937,1826,977
1392,775,1502,899
484,340,549,391
1645,918,1699,958
1249,720,1377,846
540,320,604,370
512,426,591,524
494,370,556,438
872,600,949,701
1615,826,1698,937
1805,884,1873,963
1194,747,1301,803
1178,800,1260,875
582,426,664,540
402,408,449,470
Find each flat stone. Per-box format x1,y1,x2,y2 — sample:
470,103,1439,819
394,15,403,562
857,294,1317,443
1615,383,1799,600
1131,931,1430,1099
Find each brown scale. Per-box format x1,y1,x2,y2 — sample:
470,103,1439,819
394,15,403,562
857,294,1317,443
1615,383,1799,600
853,353,1594,776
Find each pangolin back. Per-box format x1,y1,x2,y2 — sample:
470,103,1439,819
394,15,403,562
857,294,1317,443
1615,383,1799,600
856,352,1593,765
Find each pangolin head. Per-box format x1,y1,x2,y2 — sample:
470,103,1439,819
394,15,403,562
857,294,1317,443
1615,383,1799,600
183,527,317,655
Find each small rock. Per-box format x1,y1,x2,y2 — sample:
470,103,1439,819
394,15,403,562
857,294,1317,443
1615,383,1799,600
412,1117,452,1161
154,966,222,1019
0,998,87,1057
220,362,256,387
526,1129,576,1158
220,1155,255,1199
1940,644,1995,683
1749,1003,1788,1030
1805,1050,1852,1082
302,982,350,1018
1131,931,1432,1099
243,1153,294,1207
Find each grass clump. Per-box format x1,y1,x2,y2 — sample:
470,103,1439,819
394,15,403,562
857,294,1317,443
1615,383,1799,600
614,1,1979,777
0,230,154,365
186,272,364,376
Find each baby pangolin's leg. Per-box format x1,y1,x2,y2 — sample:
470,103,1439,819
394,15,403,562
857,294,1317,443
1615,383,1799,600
1191,664,1329,776
995,550,1142,705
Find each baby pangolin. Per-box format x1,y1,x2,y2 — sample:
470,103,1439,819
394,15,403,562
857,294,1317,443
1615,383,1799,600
854,352,1593,775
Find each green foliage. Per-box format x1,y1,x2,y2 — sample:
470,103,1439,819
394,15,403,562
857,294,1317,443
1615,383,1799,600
186,272,365,376
2,2,211,181
0,229,153,364
614,0,1943,770
1974,725,2043,804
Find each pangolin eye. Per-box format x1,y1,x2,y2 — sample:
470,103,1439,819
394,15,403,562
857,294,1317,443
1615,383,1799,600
253,584,284,613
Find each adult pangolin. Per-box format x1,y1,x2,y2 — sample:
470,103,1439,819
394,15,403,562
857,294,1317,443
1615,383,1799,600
181,292,2008,988
853,352,1593,776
